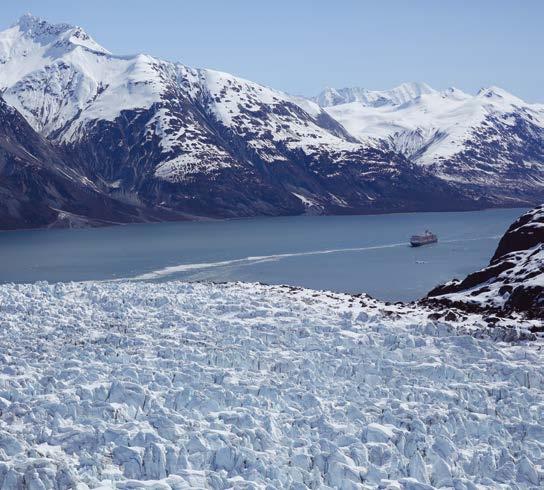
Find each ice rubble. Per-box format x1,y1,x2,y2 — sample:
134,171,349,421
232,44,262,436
0,280,542,489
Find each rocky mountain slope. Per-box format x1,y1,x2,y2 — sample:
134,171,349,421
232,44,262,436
0,15,476,229
0,15,542,229
316,83,544,204
0,96,160,229
426,205,544,321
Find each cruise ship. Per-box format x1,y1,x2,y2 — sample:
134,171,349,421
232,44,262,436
410,230,438,247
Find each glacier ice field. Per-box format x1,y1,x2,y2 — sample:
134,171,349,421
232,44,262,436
0,281,542,489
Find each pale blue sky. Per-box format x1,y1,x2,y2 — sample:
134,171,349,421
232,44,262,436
2,0,543,101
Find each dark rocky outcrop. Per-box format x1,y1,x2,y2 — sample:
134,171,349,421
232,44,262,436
425,205,544,321
0,97,178,230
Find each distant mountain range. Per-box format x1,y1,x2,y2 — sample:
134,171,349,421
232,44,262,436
314,83,544,198
1,14,543,229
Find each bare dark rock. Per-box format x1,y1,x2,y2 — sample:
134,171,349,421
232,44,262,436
444,311,458,322
423,205,544,322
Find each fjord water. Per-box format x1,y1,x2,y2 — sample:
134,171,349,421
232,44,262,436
0,208,524,301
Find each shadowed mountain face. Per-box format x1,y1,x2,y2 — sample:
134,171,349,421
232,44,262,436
0,15,543,229
0,97,181,229
0,95,104,229
426,205,544,321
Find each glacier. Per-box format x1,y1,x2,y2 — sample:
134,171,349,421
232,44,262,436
0,280,542,488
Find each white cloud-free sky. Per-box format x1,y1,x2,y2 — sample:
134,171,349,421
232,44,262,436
2,0,543,102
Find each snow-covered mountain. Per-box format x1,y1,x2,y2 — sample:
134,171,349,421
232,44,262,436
0,15,542,228
315,82,437,108
1,14,480,227
315,83,544,203
426,204,544,321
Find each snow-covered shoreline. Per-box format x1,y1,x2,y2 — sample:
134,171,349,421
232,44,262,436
426,204,544,322
0,280,542,489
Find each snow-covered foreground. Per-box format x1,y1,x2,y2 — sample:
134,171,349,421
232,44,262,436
0,281,543,489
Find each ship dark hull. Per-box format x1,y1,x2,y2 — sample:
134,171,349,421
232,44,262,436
410,239,438,247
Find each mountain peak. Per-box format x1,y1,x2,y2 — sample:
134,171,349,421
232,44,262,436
10,13,109,54
314,82,436,108
477,85,507,97
15,13,41,28
15,13,75,38
395,81,434,93
385,81,436,103
441,86,471,100
477,86,525,104
15,13,47,29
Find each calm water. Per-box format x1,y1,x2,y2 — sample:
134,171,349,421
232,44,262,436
0,209,525,301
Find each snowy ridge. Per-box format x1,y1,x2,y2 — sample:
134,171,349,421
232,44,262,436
0,280,542,488
314,82,437,108
198,69,362,162
318,84,544,161
0,14,108,88
0,17,166,138
315,83,544,196
149,68,363,181
427,205,544,319
0,14,543,227
0,15,370,181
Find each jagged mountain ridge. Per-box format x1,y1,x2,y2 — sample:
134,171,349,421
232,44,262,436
315,84,544,202
0,15,542,228
314,82,437,108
